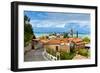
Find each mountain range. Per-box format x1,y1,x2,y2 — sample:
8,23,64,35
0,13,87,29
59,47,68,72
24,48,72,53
33,23,90,34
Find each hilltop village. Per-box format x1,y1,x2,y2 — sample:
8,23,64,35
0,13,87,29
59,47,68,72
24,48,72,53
31,29,90,60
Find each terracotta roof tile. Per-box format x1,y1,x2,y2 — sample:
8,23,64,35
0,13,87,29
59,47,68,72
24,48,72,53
35,38,84,45
46,39,61,45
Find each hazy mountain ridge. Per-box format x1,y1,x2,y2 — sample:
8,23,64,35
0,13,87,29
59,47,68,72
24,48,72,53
33,23,90,34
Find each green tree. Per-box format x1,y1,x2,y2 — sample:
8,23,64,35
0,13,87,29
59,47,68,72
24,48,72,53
83,37,90,43
24,15,35,46
60,52,75,60
76,31,78,38
70,28,74,37
78,49,89,57
63,32,69,38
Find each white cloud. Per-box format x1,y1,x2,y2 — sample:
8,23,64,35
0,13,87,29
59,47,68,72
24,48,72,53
65,20,90,27
30,19,90,28
30,20,66,28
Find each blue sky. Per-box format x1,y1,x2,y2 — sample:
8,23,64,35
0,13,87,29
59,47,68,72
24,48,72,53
24,11,90,34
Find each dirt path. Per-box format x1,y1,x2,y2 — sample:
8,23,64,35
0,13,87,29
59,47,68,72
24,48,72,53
73,54,87,60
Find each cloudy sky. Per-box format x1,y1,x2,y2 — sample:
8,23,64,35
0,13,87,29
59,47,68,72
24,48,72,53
24,11,90,34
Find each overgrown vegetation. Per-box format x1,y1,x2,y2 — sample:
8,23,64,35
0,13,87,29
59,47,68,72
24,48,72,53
46,48,56,56
78,48,89,57
46,48,76,60
49,32,57,36
60,52,76,60
82,37,90,43
24,15,35,46
63,32,69,38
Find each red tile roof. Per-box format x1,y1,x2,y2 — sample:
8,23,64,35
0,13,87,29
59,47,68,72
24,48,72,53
46,39,61,45
33,38,84,45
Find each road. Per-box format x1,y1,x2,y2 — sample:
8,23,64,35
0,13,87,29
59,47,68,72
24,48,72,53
24,48,47,61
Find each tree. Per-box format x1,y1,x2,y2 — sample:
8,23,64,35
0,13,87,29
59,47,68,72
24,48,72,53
63,32,69,38
76,31,78,38
24,15,30,23
83,37,90,43
24,15,35,46
70,28,74,37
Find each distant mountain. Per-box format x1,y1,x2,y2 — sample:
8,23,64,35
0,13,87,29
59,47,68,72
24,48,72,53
64,22,90,34
33,23,90,34
33,27,66,33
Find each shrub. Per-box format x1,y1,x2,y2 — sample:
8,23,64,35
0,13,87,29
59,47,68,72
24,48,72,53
63,32,69,38
60,52,75,60
83,37,90,43
46,48,56,56
78,49,89,57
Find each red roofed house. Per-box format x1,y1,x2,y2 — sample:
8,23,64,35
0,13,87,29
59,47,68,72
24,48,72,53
41,38,85,54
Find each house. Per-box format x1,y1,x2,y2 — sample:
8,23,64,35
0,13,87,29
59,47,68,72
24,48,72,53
32,39,43,49
32,37,86,60
32,37,85,56
67,38,85,49
49,35,56,39
39,38,85,53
